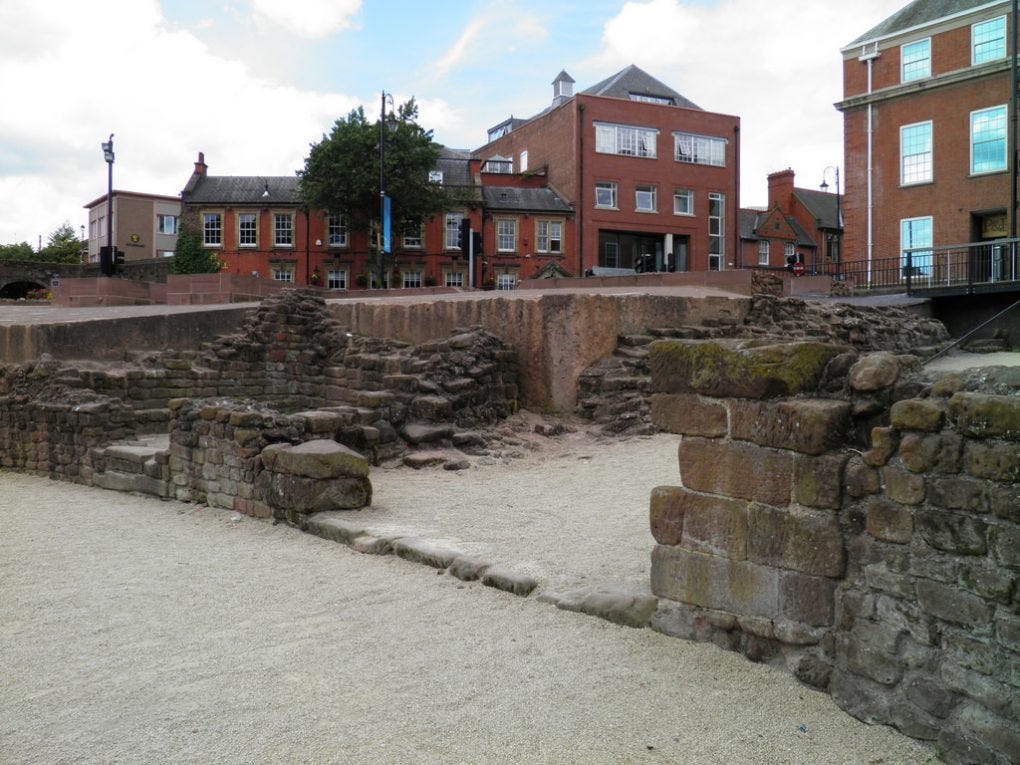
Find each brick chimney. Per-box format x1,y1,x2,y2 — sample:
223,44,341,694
767,169,795,214
182,151,208,196
193,151,207,176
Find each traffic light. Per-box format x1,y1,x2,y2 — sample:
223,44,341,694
459,217,471,251
471,231,482,257
99,245,114,276
114,249,125,272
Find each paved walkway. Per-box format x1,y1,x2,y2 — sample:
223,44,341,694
0,438,935,764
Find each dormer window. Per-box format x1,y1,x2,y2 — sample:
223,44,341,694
484,156,513,174
428,170,444,184
629,93,674,105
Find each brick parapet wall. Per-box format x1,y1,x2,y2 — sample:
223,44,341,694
648,340,1020,764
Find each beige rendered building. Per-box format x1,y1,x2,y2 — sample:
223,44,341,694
84,191,181,263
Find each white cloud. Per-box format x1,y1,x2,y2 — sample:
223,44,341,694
0,0,360,244
586,0,905,206
431,3,548,81
249,0,361,39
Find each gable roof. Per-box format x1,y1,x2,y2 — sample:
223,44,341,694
738,208,818,248
581,64,701,110
481,186,573,214
185,175,301,205
847,0,1006,46
795,188,842,230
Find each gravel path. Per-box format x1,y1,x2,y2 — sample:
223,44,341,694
1,441,935,765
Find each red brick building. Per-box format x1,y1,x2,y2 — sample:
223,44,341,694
837,0,1015,277
479,66,740,274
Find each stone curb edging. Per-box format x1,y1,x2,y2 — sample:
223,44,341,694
301,510,659,629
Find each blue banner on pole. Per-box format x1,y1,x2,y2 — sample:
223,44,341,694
382,195,391,253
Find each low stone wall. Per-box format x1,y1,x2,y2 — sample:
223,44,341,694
648,340,1019,765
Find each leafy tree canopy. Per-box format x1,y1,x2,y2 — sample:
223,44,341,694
171,227,222,274
298,99,454,234
39,222,83,263
0,241,35,261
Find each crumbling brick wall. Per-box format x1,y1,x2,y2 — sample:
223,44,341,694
648,340,1019,765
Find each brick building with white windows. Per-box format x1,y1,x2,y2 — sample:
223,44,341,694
837,0,1015,273
478,66,740,275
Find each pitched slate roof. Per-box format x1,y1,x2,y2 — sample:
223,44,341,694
738,208,818,248
795,188,842,230
581,64,701,110
185,175,301,205
847,0,1006,46
481,186,573,214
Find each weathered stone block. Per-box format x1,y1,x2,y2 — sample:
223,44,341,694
829,669,891,724
678,491,749,560
927,476,989,513
845,457,881,498
255,470,371,517
964,440,1020,482
649,393,727,437
864,563,916,600
730,399,850,455
949,392,1020,440
649,339,844,399
650,545,779,618
849,352,900,392
890,398,946,433
400,422,454,444
991,526,1020,570
915,508,988,556
953,701,1020,765
866,497,913,544
747,504,845,577
906,674,960,719
898,432,963,474
863,426,897,467
650,486,685,546
260,439,368,479
679,437,792,506
882,467,926,505
794,453,847,510
916,580,993,628
988,483,1020,522
779,571,835,627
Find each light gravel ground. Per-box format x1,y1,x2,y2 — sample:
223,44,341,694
1,438,936,765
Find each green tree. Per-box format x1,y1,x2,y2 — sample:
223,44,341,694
171,227,221,274
0,241,35,261
298,99,454,260
38,222,83,263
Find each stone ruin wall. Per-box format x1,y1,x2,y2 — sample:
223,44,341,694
648,339,1020,765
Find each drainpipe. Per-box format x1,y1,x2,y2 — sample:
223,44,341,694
577,101,585,276
859,44,880,286
1011,0,1018,242
734,124,741,269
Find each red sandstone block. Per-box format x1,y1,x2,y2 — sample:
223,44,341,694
677,491,749,560
679,437,792,506
866,497,914,544
730,399,851,455
651,545,779,618
650,485,686,546
650,393,728,437
779,571,836,627
747,504,846,577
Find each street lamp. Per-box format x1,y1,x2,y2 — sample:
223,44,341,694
820,165,841,267
101,134,115,275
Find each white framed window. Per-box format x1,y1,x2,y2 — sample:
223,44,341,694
604,241,620,268
428,170,444,184
497,219,517,252
272,266,294,282
445,213,463,249
594,122,658,158
901,216,933,275
635,185,657,212
371,270,391,289
784,242,795,262
971,105,1007,174
273,213,293,247
673,189,694,216
708,192,725,271
484,157,513,173
402,221,423,248
973,16,1006,64
238,213,257,247
496,273,517,290
444,271,464,287
901,38,930,82
402,271,422,288
630,93,674,105
674,132,726,166
156,214,177,235
758,240,770,266
520,150,528,172
327,214,347,247
327,269,347,290
595,182,618,209
536,220,562,253
203,213,222,247
900,121,933,185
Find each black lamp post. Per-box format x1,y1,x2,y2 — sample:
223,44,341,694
820,165,841,267
101,134,115,275
378,92,394,289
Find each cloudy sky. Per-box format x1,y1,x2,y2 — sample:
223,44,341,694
0,0,907,247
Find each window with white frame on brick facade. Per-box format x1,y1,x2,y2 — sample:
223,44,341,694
272,266,294,282
901,38,930,82
635,185,657,212
900,122,933,185
784,242,796,264
203,213,222,247
604,241,620,268
402,221,423,248
496,272,517,290
444,271,464,287
402,271,422,288
273,213,293,246
445,213,463,249
536,220,562,253
327,214,348,247
708,192,725,271
673,189,694,215
972,16,1006,64
156,214,177,234
238,213,257,247
327,269,347,289
497,219,516,252
901,216,933,275
758,240,769,266
971,105,1007,174
595,122,658,158
674,132,726,166
595,181,617,209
